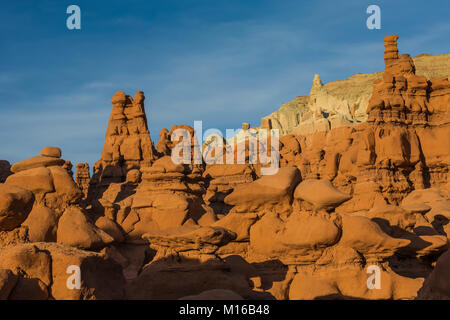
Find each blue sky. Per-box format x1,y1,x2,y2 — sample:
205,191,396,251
1,0,449,167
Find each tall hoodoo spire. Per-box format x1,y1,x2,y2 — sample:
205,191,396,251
94,90,157,186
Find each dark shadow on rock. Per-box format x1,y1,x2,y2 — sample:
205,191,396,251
8,277,48,300
80,255,127,299
431,214,449,236
371,217,436,279
125,254,281,300
250,259,289,292
115,182,138,203
0,160,12,183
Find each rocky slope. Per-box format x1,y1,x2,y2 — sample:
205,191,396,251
0,35,449,300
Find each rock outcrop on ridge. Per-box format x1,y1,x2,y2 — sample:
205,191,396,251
261,51,450,137
0,35,449,300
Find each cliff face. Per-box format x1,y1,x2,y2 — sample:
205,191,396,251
0,35,449,300
262,52,450,137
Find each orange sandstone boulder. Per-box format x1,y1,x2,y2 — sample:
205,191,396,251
6,166,55,197
40,146,62,158
22,205,58,242
294,179,351,211
48,166,82,204
249,212,340,264
5,149,82,213
0,184,34,231
10,156,65,174
57,207,114,250
224,167,301,213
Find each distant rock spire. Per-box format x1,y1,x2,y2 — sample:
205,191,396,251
312,74,323,87
383,35,400,71
383,35,415,76
309,74,324,96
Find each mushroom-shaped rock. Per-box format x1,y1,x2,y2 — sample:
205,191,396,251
10,156,65,174
143,226,236,254
294,179,351,210
279,214,340,249
0,184,34,231
57,207,114,250
249,212,340,263
339,214,410,258
40,146,62,158
365,204,448,257
224,167,301,212
401,188,450,222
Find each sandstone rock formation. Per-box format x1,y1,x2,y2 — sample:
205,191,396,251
0,185,34,231
0,243,125,299
75,163,90,199
92,91,157,188
261,52,450,137
0,35,449,300
294,179,351,211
